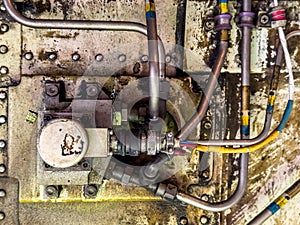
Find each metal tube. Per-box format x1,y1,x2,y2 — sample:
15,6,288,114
3,0,166,78
176,39,229,141
176,152,249,212
145,0,160,120
248,180,300,225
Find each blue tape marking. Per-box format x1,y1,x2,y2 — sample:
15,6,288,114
241,125,250,136
146,11,156,19
277,100,293,132
267,105,274,113
268,202,280,214
219,0,228,3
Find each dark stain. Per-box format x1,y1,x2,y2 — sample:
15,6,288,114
45,31,80,39
21,0,51,16
53,0,76,20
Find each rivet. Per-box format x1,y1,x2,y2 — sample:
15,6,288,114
0,140,6,149
165,55,172,63
0,164,6,173
0,66,9,75
0,189,6,198
202,170,209,179
48,52,57,61
0,45,8,54
24,52,34,61
203,121,212,130
118,54,126,62
140,55,149,62
0,116,7,124
0,24,9,33
72,53,80,61
95,54,104,62
0,91,7,100
0,212,5,221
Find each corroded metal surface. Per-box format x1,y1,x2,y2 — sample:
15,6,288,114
0,0,299,225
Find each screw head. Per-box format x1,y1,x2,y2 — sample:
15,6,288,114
260,14,270,25
201,194,209,201
0,66,9,75
0,190,6,198
204,19,215,31
45,85,59,97
48,52,57,61
203,121,212,130
0,45,8,54
0,164,6,173
95,54,104,62
85,184,98,198
72,53,80,61
202,170,210,179
0,212,5,221
45,185,59,198
0,24,9,33
24,52,34,61
118,54,126,62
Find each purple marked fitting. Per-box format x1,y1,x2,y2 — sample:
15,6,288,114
214,13,232,31
239,11,255,28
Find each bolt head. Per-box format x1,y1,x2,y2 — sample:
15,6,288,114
179,216,188,225
86,85,99,97
0,45,8,54
260,14,270,25
0,66,9,75
46,85,59,97
45,185,59,198
85,184,98,197
0,24,9,33
200,216,209,224
0,116,7,124
165,55,172,63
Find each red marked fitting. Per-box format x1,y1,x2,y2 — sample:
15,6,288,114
270,6,286,28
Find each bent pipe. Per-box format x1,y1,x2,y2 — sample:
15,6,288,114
176,40,229,141
176,152,249,212
3,0,166,79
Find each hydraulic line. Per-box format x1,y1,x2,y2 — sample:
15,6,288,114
176,0,250,212
247,180,300,225
175,38,228,141
3,0,166,79
145,0,160,120
181,13,296,154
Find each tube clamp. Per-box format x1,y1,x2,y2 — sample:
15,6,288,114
238,12,255,28
214,13,232,31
